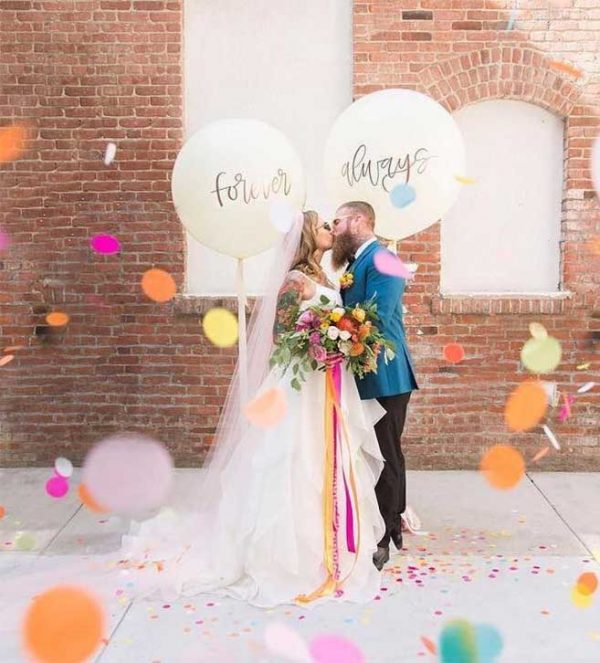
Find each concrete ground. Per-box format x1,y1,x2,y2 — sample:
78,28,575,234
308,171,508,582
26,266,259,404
1,469,599,663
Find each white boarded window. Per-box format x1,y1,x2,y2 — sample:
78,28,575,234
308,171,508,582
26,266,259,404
441,100,564,294
184,0,353,295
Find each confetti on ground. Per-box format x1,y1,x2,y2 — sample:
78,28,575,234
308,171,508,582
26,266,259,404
202,308,239,348
504,381,547,432
141,268,177,303
244,387,288,428
46,311,70,327
480,444,525,490
548,60,583,79
421,635,437,655
23,586,105,663
542,425,560,451
104,142,117,165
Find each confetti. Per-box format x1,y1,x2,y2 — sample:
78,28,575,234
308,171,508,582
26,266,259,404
202,308,239,348
439,620,477,663
141,268,177,303
390,183,416,209
0,123,28,163
577,382,595,394
532,447,550,463
576,572,598,596
521,336,561,374
480,445,525,490
0,505,5,519
46,311,70,327
443,342,465,364
3,345,24,353
104,142,117,165
548,60,583,79
15,533,36,550
504,381,547,432
244,387,288,428
78,483,108,513
454,175,477,185
264,622,311,662
46,475,69,498
55,457,73,478
558,393,575,422
529,322,548,340
82,432,173,517
542,424,561,451
309,634,364,663
571,586,593,608
421,636,437,655
0,354,15,367
373,250,414,280
23,586,105,663
577,362,591,370
90,234,120,255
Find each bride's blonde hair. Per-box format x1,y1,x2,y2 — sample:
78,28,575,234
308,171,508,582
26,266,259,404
289,210,331,285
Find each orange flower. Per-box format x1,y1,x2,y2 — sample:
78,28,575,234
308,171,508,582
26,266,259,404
358,324,371,341
349,342,365,357
337,317,357,334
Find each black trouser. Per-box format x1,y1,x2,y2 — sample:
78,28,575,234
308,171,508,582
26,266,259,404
374,392,411,548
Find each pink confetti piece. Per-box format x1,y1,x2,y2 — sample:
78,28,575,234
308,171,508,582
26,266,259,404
374,250,414,279
91,234,120,255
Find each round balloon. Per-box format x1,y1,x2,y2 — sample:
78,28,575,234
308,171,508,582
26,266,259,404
172,119,306,258
323,89,466,239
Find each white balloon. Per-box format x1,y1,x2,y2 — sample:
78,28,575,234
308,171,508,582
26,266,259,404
54,456,73,478
172,120,306,259
324,89,466,239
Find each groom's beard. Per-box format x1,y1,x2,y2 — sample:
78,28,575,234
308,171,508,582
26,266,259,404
331,231,359,271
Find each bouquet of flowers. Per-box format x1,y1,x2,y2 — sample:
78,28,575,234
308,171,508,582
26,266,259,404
270,295,396,390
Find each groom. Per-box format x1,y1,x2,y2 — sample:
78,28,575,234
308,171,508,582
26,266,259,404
332,201,418,571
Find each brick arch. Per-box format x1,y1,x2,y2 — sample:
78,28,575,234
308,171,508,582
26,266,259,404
419,47,584,116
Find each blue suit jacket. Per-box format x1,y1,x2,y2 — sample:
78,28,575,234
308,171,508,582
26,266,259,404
341,241,418,400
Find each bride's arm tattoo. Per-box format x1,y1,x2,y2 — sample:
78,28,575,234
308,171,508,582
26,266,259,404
273,271,305,340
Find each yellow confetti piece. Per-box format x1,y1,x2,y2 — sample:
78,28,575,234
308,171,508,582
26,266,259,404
571,586,593,608
202,308,239,348
454,174,477,185
577,362,591,370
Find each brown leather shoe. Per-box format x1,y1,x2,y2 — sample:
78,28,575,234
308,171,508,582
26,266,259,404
372,545,390,571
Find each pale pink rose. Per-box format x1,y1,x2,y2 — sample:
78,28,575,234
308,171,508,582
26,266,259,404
309,344,327,362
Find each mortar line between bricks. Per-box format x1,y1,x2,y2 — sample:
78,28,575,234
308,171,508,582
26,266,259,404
40,503,84,554
526,472,598,565
95,600,134,663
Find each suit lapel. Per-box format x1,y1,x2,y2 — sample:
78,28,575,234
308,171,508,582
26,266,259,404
348,240,380,275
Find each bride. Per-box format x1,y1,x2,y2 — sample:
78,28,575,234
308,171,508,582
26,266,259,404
117,210,388,608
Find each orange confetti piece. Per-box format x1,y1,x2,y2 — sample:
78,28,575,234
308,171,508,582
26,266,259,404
454,175,476,185
0,123,28,163
480,444,525,490
548,60,583,79
0,505,5,519
532,446,550,463
504,381,548,432
244,387,288,428
23,585,105,663
3,345,24,353
0,354,14,367
141,268,177,303
46,311,70,327
443,342,465,364
577,572,598,596
421,635,437,655
78,484,108,514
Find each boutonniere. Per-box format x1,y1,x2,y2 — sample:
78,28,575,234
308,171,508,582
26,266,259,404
339,272,354,290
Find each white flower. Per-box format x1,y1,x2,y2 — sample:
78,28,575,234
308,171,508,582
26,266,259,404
339,330,351,341
327,325,340,340
339,340,352,356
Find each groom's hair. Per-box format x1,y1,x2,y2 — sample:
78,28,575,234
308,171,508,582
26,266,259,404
341,201,375,229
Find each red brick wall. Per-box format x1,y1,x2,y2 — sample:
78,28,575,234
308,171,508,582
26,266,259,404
0,0,598,469
355,1,600,469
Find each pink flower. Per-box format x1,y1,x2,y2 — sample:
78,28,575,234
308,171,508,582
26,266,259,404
295,310,320,331
309,332,321,345
309,344,327,363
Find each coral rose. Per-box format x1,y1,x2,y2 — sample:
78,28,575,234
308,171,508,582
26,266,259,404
349,342,365,357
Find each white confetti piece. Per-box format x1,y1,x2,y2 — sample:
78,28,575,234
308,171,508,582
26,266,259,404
577,381,595,394
542,424,561,451
104,142,117,166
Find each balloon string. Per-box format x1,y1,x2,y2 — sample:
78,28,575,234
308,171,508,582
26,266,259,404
236,258,248,406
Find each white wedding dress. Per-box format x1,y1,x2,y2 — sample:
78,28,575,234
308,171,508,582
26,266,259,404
119,279,387,608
